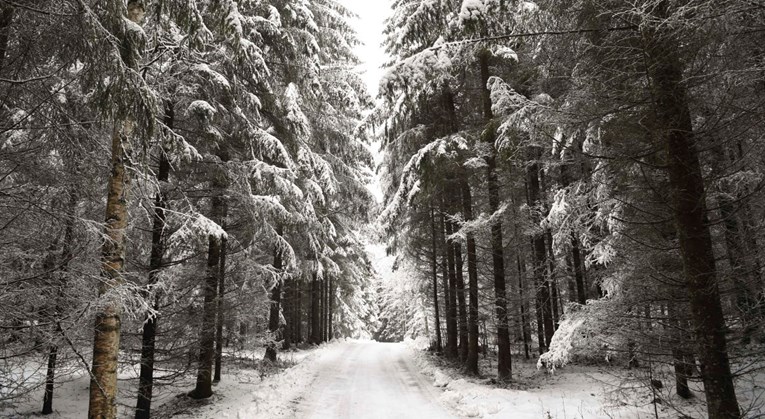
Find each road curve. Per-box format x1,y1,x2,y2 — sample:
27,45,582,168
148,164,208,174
294,341,455,419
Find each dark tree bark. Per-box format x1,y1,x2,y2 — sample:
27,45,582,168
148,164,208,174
327,278,335,341
321,277,329,342
516,254,532,360
310,273,321,344
213,233,226,381
430,209,443,352
571,234,587,305
440,219,452,355
265,232,283,363
189,235,221,399
42,344,58,415
135,103,173,419
645,6,740,416
531,237,548,354
296,282,303,344
460,180,480,376
320,276,325,343
667,304,694,399
527,161,555,352
560,152,587,305
325,277,330,341
282,276,292,350
479,48,512,380
443,209,459,360
453,238,468,362
43,189,78,415
545,230,561,329
189,196,225,400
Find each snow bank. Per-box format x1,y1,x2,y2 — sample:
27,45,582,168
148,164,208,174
168,342,344,419
539,301,630,371
403,341,658,418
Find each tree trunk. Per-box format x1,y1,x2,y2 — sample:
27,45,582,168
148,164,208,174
310,274,321,344
189,228,223,399
88,117,133,419
320,276,325,343
321,276,327,342
88,4,144,416
531,237,549,354
668,304,694,399
326,277,331,341
42,343,58,415
527,161,554,352
517,254,532,360
645,6,740,416
135,102,173,419
454,239,469,362
282,276,292,350
460,180,480,376
443,207,459,360
296,282,303,344
545,230,561,329
440,220,452,355
213,232,227,381
430,209,443,352
327,278,335,341
265,232,283,362
571,234,587,305
560,152,587,305
42,188,77,415
479,48,512,380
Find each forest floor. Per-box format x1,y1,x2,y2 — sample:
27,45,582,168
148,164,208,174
5,340,763,418
405,338,677,419
405,338,765,419
2,343,326,418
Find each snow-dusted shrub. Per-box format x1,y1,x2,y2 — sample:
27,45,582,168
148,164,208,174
404,336,431,352
538,300,630,371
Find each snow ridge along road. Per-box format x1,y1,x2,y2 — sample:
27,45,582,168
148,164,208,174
295,341,454,419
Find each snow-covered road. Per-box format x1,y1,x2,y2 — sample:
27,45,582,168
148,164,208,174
295,341,454,419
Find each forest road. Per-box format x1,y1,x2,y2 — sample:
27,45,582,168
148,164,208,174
294,341,455,419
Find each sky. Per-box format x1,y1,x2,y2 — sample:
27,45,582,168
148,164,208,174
340,0,392,204
341,0,392,97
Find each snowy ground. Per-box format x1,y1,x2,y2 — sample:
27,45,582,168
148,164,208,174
5,340,763,418
1,344,323,418
402,339,660,419
157,340,702,419
294,341,451,418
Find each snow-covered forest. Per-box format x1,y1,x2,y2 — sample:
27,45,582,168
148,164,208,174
1,0,764,418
